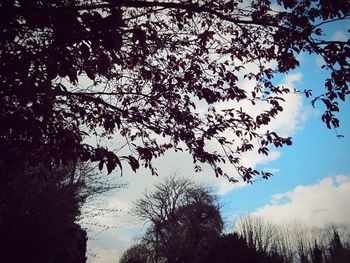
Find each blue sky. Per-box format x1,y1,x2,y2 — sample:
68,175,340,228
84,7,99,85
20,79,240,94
83,16,350,263
221,51,350,218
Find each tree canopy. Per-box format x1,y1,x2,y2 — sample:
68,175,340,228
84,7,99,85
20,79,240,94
1,0,349,182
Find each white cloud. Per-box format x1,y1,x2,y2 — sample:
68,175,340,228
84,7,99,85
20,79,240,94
253,175,350,227
332,30,348,42
268,73,306,136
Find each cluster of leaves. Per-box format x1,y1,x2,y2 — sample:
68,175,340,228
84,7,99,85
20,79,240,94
1,0,349,182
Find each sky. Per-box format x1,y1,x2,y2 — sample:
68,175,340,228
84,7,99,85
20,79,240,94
81,18,350,263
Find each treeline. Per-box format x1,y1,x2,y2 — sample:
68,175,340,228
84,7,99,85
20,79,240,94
120,177,350,263
235,216,350,263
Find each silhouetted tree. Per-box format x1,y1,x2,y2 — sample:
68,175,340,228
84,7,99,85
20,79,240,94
1,0,349,182
205,232,282,263
0,157,122,263
0,160,86,262
119,243,150,263
126,178,289,263
234,217,350,263
326,229,350,263
235,215,279,253
310,240,323,263
131,176,223,263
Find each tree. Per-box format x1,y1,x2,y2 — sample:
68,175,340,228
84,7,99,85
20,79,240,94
310,240,323,263
235,215,280,254
326,229,350,263
0,158,122,263
234,217,350,263
0,161,85,262
119,243,150,263
1,0,349,182
131,176,223,263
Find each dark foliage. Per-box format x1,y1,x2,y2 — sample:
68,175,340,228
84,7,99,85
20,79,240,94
205,233,282,263
0,156,87,263
326,230,350,263
1,0,349,182
311,241,323,263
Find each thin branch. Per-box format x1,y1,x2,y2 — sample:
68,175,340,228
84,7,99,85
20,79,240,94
11,1,287,30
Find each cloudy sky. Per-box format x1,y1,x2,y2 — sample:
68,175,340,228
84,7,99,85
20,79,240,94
82,19,350,263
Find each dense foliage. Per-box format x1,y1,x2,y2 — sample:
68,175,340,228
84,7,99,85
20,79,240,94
1,0,349,182
0,161,88,262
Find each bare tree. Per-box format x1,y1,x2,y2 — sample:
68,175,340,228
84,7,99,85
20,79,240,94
119,242,151,263
131,176,223,263
234,216,350,263
235,215,280,254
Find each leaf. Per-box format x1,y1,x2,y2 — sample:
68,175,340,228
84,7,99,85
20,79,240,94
80,43,90,60
98,160,104,171
304,89,312,98
106,159,116,174
127,155,140,172
338,92,345,101
85,67,96,80
103,31,123,51
215,167,223,177
106,152,122,175
258,147,269,155
331,117,339,128
285,137,292,146
97,52,111,76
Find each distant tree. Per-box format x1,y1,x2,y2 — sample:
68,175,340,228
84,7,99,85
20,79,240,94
127,191,350,263
291,222,312,263
235,215,280,254
234,217,350,263
131,176,223,263
1,0,350,182
326,229,350,263
127,178,285,263
329,230,343,257
310,240,323,263
119,243,150,263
